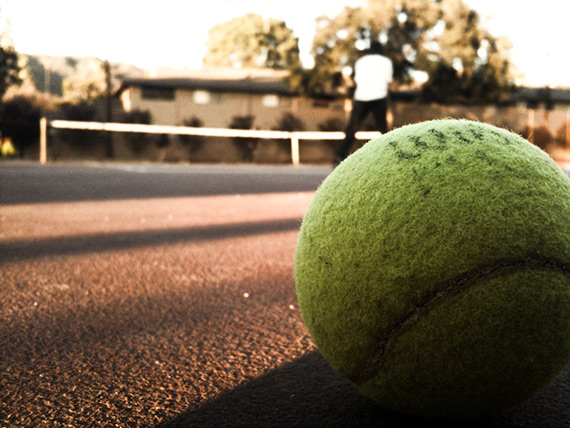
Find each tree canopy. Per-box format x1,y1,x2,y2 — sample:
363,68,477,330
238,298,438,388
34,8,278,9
203,13,301,70
0,7,22,101
296,0,514,103
0,45,21,101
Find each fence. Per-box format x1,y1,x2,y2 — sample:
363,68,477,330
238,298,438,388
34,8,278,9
39,118,381,165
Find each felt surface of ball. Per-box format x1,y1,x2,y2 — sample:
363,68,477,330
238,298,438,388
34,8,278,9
294,119,570,419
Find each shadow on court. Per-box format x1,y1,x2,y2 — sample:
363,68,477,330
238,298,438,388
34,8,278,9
0,217,301,262
0,162,330,205
160,352,570,428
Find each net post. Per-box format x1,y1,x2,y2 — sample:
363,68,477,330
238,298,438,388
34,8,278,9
566,109,570,150
291,133,300,165
527,108,535,144
39,117,48,165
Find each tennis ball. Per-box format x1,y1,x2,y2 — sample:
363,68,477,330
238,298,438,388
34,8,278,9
295,119,570,419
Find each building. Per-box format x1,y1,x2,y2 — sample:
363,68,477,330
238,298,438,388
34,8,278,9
116,68,347,130
61,69,569,165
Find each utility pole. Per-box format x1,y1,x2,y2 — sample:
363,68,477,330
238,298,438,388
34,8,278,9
104,60,114,158
104,60,113,122
44,63,50,94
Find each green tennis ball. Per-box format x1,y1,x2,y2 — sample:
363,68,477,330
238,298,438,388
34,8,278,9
294,119,570,419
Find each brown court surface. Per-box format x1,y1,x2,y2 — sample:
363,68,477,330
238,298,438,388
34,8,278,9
1,162,569,427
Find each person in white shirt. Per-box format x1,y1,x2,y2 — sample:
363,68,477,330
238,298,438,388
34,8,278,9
334,40,393,167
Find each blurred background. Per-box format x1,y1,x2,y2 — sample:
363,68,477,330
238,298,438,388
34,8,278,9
0,0,568,165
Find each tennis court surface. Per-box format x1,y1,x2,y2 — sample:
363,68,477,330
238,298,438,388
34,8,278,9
1,162,569,427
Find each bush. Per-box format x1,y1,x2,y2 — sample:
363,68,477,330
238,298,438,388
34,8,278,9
272,112,305,132
122,109,152,125
555,122,569,147
318,117,345,132
229,115,256,162
0,95,45,157
179,116,204,155
521,125,553,150
318,117,345,145
268,112,306,162
55,100,105,155
59,100,97,122
122,109,152,154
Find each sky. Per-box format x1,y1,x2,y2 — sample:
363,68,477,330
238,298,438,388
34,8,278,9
1,0,569,87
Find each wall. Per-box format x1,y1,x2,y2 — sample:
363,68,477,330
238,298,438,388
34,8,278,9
392,100,570,150
121,86,347,130
105,86,349,164
123,85,569,146
43,97,570,165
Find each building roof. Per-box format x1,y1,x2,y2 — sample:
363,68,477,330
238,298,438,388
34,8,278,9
513,86,570,104
117,68,293,96
117,67,570,104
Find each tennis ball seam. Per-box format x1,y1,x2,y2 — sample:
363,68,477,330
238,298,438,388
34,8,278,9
350,254,570,385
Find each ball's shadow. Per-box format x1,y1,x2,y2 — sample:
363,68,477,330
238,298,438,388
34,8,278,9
159,351,570,428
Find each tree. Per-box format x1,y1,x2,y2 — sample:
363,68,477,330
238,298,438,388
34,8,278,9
0,12,22,100
421,0,514,102
62,59,107,102
0,46,21,101
203,13,301,70
304,0,514,103
296,0,438,96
